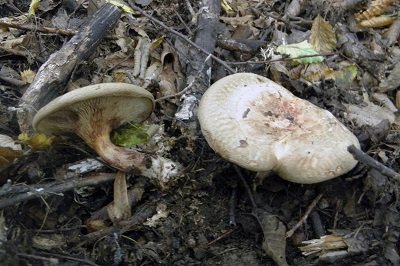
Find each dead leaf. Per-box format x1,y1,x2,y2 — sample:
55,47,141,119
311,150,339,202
379,60,400,92
344,92,396,127
355,0,396,22
259,210,288,266
18,133,55,150
301,63,336,83
310,15,337,53
360,15,394,28
0,134,22,172
107,171,131,223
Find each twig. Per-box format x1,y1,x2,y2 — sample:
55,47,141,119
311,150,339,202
286,194,323,238
0,21,77,36
69,203,156,246
347,145,400,182
173,9,193,35
0,21,119,40
35,251,99,266
229,184,238,226
0,173,115,209
128,2,235,74
233,165,257,213
227,53,336,65
205,227,238,247
0,45,45,63
155,79,194,102
0,74,27,87
310,211,325,238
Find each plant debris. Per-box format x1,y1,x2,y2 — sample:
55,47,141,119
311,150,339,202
0,0,399,265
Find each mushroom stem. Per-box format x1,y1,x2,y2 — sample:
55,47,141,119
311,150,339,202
76,122,181,187
80,125,147,173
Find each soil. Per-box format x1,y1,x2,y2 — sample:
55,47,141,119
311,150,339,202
0,0,399,265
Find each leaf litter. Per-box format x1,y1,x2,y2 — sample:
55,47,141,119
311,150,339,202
0,0,399,265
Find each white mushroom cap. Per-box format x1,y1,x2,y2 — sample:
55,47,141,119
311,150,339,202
198,73,360,184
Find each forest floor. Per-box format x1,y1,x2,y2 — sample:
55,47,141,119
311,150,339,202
0,0,399,265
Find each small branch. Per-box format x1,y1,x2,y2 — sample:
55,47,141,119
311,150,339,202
0,45,45,63
229,184,238,226
226,53,337,65
0,21,77,36
348,145,400,182
234,165,257,213
286,194,323,238
69,203,156,245
0,173,115,209
128,2,235,74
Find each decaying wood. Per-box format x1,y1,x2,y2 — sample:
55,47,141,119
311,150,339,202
174,0,222,123
0,173,115,209
17,3,122,134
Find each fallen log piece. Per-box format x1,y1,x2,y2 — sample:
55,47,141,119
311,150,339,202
17,3,122,133
173,0,222,124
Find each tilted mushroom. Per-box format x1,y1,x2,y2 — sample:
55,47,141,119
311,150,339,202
198,73,360,184
33,83,180,183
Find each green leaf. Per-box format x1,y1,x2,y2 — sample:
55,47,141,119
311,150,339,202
111,124,150,147
276,40,324,64
28,0,41,17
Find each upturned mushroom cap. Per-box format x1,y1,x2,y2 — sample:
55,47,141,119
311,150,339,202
33,83,154,135
32,83,158,173
198,73,360,184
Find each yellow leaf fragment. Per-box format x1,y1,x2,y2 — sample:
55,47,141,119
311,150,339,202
310,15,337,53
18,133,55,150
276,40,324,64
20,69,36,84
106,0,134,14
221,0,235,16
151,36,164,50
28,0,41,17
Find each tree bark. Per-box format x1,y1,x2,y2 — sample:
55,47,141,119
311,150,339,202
174,0,221,125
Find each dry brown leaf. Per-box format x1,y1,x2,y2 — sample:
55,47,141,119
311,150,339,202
360,15,394,28
396,90,400,109
285,0,306,17
301,63,336,83
355,0,395,22
259,211,288,266
107,171,131,223
310,15,337,53
344,92,396,127
385,19,400,45
0,134,22,172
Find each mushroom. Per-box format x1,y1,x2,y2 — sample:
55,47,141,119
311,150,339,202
33,83,180,182
197,73,360,184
